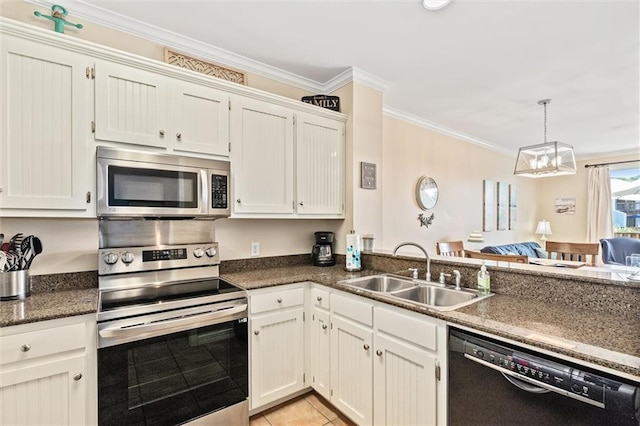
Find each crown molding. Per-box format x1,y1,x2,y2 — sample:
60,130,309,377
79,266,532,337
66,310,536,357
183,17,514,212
25,0,391,96
383,106,514,156
25,0,327,93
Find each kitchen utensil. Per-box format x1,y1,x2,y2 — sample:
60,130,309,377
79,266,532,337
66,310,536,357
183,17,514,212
0,233,4,246
10,233,24,257
0,252,6,272
20,235,34,269
25,237,43,269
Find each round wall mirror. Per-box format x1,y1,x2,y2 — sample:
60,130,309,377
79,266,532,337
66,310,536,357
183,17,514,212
416,176,439,210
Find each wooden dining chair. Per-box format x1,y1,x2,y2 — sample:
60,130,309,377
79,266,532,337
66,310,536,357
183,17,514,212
436,240,465,257
545,241,599,266
465,250,529,264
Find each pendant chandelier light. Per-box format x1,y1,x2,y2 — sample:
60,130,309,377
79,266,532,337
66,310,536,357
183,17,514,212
513,99,577,178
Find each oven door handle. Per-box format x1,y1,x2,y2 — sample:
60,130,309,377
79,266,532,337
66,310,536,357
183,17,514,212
99,304,246,340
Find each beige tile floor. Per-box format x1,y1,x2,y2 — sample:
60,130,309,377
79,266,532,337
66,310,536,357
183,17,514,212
250,392,356,426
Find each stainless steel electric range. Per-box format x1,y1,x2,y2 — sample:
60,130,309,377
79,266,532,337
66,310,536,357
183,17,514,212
96,220,248,426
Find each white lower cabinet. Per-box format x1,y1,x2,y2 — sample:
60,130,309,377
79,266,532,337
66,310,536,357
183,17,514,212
330,292,374,425
373,306,442,426
0,314,97,426
249,285,305,410
308,287,331,400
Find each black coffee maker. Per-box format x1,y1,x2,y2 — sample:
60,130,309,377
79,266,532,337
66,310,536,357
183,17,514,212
312,232,335,266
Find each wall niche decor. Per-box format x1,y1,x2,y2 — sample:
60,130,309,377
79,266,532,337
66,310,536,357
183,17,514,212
164,48,247,85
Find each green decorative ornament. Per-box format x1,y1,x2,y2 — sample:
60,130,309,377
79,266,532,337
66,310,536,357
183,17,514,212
34,4,83,33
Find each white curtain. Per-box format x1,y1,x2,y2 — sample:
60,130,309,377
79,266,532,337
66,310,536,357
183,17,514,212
586,166,613,242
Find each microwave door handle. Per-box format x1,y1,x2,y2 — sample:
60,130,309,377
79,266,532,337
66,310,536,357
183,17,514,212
200,169,209,214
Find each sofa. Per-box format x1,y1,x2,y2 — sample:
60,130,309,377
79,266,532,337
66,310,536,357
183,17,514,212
481,241,543,258
600,237,640,265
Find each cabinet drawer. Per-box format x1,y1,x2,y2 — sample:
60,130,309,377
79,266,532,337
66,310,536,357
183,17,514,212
251,288,304,314
1,322,86,365
311,287,330,310
332,293,373,327
376,308,437,351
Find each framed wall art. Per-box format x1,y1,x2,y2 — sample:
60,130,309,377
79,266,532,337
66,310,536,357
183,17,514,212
555,197,576,215
482,179,495,232
497,181,509,231
509,184,517,230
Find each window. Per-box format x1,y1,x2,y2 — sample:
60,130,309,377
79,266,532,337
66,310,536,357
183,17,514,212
611,167,640,237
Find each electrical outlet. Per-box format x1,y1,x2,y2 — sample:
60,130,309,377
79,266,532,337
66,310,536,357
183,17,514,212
251,242,260,257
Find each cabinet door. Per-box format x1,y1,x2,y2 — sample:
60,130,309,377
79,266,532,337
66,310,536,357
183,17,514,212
230,97,294,214
0,37,90,211
296,113,345,216
171,80,229,157
373,333,437,426
330,315,373,425
0,354,86,425
94,60,168,147
250,308,304,409
310,308,331,400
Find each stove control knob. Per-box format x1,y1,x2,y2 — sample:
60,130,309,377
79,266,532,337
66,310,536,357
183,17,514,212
103,252,119,265
121,252,135,264
205,247,217,258
193,248,205,258
476,350,485,359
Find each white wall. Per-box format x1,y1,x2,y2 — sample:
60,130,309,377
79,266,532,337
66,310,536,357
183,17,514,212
380,115,539,256
536,153,640,242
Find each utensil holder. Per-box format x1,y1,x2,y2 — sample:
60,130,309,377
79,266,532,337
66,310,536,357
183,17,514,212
0,270,31,300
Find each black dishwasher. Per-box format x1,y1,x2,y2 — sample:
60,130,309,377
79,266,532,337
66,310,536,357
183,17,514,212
449,329,640,426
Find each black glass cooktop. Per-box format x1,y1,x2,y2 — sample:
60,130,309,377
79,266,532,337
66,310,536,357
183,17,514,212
100,278,243,312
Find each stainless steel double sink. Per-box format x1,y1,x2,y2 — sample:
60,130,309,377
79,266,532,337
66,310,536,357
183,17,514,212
338,274,492,311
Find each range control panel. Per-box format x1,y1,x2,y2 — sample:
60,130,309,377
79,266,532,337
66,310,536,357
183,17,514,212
99,243,219,275
457,332,639,413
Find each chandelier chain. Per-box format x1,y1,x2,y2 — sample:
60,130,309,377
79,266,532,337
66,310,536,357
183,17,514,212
543,101,547,143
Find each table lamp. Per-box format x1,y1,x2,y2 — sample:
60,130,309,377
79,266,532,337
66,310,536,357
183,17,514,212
535,220,553,241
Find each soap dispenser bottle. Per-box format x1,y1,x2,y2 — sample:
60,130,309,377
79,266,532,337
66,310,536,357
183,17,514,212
477,262,490,295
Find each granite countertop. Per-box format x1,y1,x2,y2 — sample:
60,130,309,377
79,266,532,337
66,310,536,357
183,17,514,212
222,264,640,378
0,287,98,327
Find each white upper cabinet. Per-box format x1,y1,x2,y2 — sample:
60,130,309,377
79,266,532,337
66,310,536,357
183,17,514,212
230,96,295,214
0,35,92,214
94,61,230,156
94,60,169,148
171,80,229,157
230,98,345,218
296,113,345,216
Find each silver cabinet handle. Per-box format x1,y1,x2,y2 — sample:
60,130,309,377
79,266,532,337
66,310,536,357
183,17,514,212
317,296,322,302
277,298,283,303
322,324,328,330
254,330,260,335
73,374,83,381
176,133,182,140
20,344,31,352
237,199,242,204
159,129,165,136
376,350,383,357
363,344,370,350
299,201,304,206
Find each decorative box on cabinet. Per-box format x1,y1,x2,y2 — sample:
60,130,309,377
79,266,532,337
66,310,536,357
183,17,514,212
249,285,305,410
0,35,93,216
0,314,97,426
93,60,230,157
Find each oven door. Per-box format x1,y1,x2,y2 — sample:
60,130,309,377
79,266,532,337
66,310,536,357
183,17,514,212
98,306,248,426
97,157,208,218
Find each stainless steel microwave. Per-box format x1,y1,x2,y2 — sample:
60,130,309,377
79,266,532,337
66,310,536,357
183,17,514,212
97,147,230,218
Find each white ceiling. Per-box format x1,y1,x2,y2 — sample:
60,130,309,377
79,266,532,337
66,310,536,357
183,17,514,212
30,0,640,159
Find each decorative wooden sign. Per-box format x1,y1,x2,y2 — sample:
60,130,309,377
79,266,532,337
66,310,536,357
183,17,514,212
164,48,246,85
301,95,340,112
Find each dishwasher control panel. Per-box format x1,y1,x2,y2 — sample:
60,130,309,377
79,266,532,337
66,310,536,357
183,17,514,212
451,329,639,415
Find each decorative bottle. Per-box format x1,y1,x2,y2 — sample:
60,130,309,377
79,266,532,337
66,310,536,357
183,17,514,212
477,262,490,295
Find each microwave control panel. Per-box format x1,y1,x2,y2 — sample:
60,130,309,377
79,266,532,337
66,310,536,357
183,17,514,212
211,174,228,209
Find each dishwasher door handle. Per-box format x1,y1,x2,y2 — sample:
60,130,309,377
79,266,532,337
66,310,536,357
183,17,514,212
99,304,247,340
